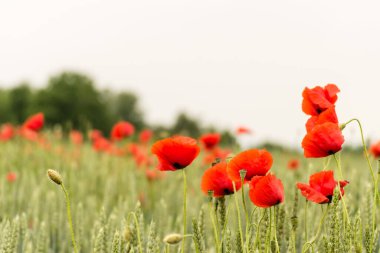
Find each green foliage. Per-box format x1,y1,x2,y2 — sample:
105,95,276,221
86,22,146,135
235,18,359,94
34,72,111,133
0,72,237,141
170,112,201,138
0,140,378,252
8,84,33,123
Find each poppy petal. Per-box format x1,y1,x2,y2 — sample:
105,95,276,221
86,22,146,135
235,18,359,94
296,183,330,204
302,122,344,158
151,136,200,171
249,174,284,208
227,149,273,182
201,162,241,197
309,170,337,198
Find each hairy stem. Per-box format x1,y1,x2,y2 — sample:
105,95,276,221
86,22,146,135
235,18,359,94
61,184,78,253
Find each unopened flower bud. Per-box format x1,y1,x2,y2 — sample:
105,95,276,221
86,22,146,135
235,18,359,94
163,233,183,245
47,169,62,185
239,169,247,180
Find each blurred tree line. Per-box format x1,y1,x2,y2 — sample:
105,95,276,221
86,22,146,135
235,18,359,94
0,72,237,145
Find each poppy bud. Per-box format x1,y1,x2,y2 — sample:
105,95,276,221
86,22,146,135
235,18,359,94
239,169,247,181
47,169,62,185
163,233,183,245
339,123,347,130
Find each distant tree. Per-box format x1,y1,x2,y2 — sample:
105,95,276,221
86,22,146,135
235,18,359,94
8,83,32,123
0,89,11,123
34,72,111,133
220,130,238,147
170,112,201,138
113,92,145,130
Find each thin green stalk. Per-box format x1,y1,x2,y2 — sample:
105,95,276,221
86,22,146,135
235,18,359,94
61,184,78,253
208,198,220,253
302,205,330,252
239,171,249,252
232,181,245,253
273,207,280,253
332,154,350,226
323,156,331,170
181,169,187,253
266,208,272,253
342,119,377,185
304,200,308,243
343,119,378,241
254,209,266,251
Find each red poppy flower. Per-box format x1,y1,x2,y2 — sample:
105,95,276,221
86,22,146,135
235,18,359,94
145,169,164,182
0,124,14,141
20,128,40,142
236,126,251,135
200,133,221,150
302,84,340,116
287,159,300,170
370,141,380,158
227,149,273,183
249,174,284,208
6,172,17,183
70,130,83,145
305,106,339,132
93,137,112,152
151,136,200,171
139,129,153,143
89,129,102,141
201,161,241,197
302,122,344,158
111,121,135,141
132,147,152,168
23,113,44,132
296,170,349,204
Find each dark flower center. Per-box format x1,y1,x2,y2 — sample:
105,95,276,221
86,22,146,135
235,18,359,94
173,162,184,169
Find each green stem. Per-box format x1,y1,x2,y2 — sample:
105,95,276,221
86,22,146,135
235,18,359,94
302,205,330,252
266,208,272,253
240,176,249,252
273,207,280,253
332,154,350,225
61,184,78,253
181,169,187,253
343,118,379,238
254,209,266,252
232,181,245,253
304,200,308,244
343,119,377,189
322,156,331,170
208,199,220,253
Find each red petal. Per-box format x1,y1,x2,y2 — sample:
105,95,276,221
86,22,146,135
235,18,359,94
227,149,273,182
309,170,337,197
151,136,200,171
201,162,241,197
306,107,338,132
302,122,344,158
249,174,284,208
296,183,330,204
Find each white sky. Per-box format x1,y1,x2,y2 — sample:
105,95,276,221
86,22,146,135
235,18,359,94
0,0,379,147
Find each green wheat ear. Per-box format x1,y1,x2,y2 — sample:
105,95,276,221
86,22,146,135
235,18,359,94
47,169,78,253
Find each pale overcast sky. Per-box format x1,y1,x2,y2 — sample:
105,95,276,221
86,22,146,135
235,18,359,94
0,0,379,147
